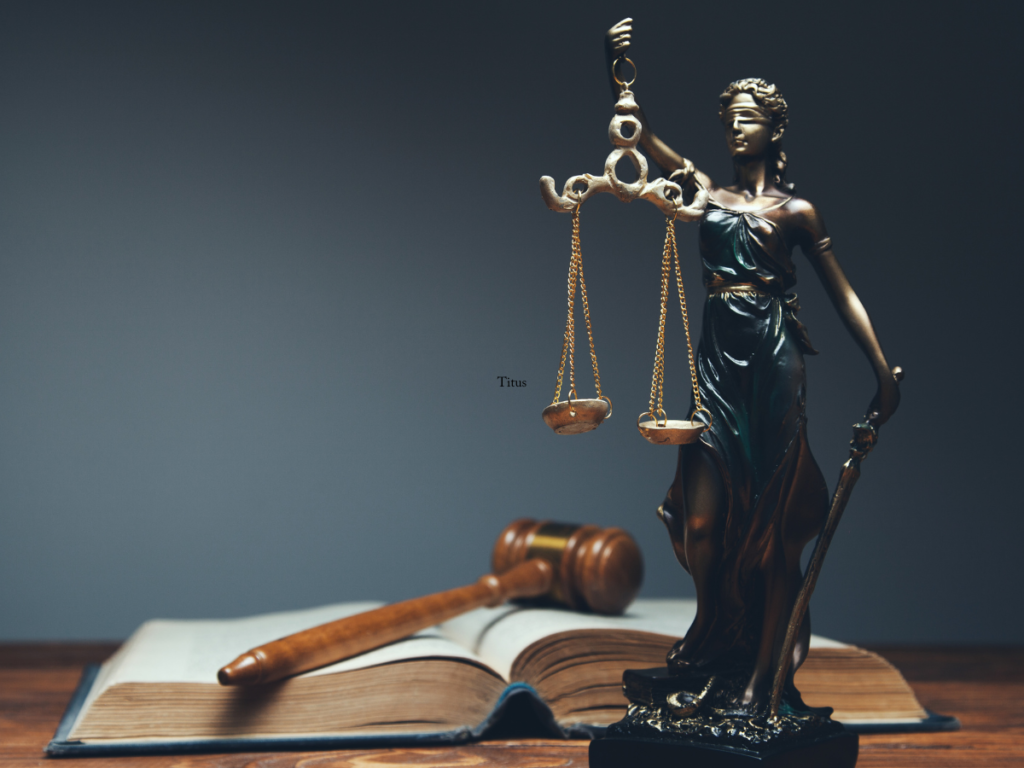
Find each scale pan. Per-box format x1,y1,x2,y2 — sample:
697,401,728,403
543,398,611,435
638,418,705,445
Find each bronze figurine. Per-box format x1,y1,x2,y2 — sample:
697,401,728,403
539,18,902,768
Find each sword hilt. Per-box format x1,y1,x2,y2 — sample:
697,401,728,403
849,422,878,461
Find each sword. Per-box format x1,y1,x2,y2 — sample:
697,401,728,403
768,366,904,721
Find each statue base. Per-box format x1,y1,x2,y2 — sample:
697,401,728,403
590,730,858,768
590,667,858,768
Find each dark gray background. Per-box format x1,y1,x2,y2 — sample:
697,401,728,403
1,1,1021,642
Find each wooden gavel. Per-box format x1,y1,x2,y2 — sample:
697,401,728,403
218,519,643,686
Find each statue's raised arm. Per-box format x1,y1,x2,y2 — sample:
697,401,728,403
602,19,715,194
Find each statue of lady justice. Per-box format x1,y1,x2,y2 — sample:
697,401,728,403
581,19,903,763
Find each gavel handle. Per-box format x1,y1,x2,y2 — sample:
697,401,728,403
218,558,554,686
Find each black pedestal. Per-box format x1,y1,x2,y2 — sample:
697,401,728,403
590,728,858,768
591,667,858,767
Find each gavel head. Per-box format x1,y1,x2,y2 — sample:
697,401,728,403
491,519,643,615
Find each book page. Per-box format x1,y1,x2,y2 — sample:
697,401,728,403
72,601,498,734
438,598,847,681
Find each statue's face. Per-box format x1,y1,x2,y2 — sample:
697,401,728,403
722,93,774,159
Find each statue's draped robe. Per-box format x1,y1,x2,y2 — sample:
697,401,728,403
684,201,828,667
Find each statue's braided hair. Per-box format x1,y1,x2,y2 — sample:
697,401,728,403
719,78,793,191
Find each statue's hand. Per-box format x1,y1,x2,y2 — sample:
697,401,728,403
607,18,633,57
867,366,902,428
669,163,696,187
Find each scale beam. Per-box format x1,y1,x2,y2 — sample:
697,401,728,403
540,88,708,221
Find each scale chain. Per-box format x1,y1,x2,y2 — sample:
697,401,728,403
669,219,704,416
552,236,578,404
567,235,577,402
576,232,603,400
551,204,605,407
648,219,673,422
648,218,704,424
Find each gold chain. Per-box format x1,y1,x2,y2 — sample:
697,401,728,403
648,220,672,422
577,227,603,400
552,204,603,405
648,217,703,423
552,230,577,404
669,219,703,415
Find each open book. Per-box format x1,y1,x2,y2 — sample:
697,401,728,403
48,599,953,755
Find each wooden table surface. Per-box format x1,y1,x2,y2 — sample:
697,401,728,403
1,644,1021,767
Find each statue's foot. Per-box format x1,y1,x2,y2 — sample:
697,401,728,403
782,683,834,719
666,632,720,673
666,638,695,672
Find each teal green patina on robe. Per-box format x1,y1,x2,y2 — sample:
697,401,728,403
686,202,828,651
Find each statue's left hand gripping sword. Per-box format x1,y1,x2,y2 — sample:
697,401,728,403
540,73,708,220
